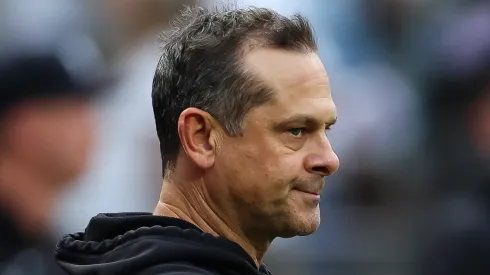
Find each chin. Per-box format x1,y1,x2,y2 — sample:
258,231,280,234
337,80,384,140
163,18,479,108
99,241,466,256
296,226,319,236
296,219,321,236
277,214,321,238
54,160,88,186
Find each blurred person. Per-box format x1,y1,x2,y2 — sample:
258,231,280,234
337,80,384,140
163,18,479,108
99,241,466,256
56,0,197,234
0,1,110,274
54,5,339,275
0,24,108,275
417,2,490,274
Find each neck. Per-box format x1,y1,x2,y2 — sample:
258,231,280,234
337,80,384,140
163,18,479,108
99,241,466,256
154,178,270,268
0,159,58,238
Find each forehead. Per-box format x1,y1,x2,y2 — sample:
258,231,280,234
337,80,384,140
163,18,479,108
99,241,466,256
243,48,335,121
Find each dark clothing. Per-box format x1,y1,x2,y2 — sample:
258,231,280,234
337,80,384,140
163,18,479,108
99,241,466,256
421,228,490,275
419,186,490,275
0,211,66,275
55,213,272,275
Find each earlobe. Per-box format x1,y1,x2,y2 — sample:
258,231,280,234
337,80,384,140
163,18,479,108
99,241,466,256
177,108,216,170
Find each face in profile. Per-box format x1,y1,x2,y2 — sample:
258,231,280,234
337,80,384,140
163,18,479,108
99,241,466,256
210,48,339,238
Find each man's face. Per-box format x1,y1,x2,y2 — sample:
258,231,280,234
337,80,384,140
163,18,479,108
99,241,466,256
210,49,339,238
6,96,96,185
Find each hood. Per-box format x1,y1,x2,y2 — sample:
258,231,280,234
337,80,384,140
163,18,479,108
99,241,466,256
55,212,270,275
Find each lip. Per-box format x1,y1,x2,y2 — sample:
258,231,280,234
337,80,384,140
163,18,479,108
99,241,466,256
293,188,320,196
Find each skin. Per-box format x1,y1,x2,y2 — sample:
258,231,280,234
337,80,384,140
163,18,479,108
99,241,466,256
470,88,490,157
155,48,339,267
0,97,95,236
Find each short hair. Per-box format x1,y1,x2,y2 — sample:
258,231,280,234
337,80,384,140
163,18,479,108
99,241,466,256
152,4,318,174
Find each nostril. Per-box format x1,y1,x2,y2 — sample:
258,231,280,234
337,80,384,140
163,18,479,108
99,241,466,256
312,166,329,176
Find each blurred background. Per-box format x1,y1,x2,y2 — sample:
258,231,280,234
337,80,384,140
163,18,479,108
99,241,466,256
1,0,489,275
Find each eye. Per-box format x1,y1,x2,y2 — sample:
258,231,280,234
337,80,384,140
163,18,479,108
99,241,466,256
288,128,304,137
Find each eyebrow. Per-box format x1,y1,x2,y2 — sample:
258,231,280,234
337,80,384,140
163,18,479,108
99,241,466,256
275,114,337,129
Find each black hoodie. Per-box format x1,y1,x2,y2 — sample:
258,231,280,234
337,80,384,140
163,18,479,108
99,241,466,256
54,213,272,275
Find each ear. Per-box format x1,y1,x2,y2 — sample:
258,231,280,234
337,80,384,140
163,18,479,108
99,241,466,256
177,107,220,170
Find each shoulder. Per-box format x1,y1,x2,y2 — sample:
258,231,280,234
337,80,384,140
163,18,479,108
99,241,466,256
137,262,216,275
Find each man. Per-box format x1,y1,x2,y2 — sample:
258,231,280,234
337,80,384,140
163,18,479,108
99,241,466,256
55,5,339,275
0,2,110,274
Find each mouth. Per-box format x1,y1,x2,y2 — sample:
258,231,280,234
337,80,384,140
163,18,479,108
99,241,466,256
292,188,320,196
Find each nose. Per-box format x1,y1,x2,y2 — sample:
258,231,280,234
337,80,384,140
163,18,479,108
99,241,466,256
304,137,340,177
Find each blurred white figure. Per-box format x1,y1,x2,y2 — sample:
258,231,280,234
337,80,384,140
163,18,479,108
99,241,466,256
237,0,315,15
56,0,193,233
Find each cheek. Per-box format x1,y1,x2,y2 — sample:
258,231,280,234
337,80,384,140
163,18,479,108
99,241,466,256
62,110,96,159
43,108,96,168
214,131,306,202
229,147,294,201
